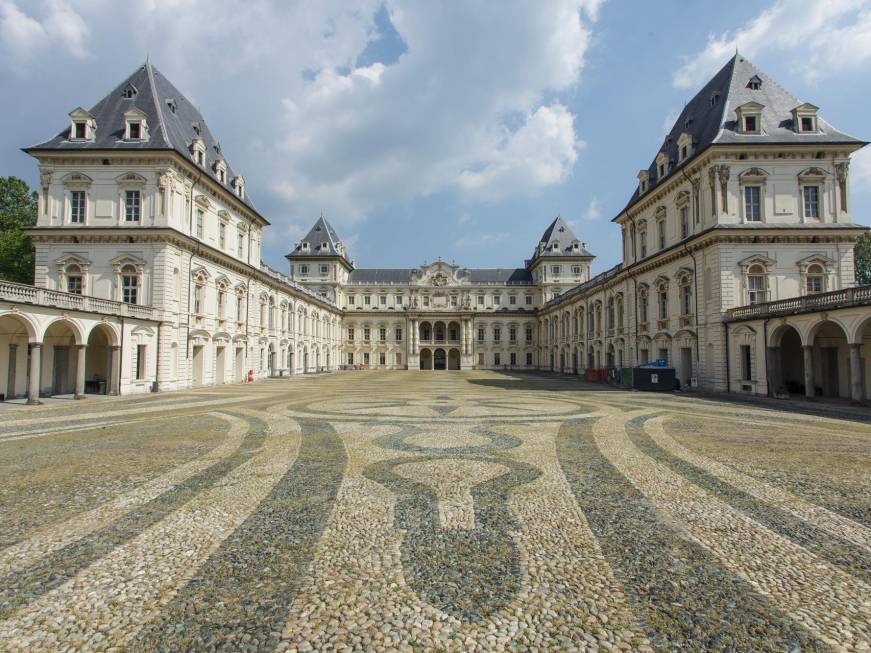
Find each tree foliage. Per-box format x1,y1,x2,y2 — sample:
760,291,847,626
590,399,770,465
0,177,36,284
856,231,871,286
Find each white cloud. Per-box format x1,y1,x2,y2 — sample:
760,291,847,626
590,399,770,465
673,0,871,89
583,198,602,221
0,0,89,69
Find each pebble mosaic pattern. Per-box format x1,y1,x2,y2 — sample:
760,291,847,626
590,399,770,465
0,370,868,652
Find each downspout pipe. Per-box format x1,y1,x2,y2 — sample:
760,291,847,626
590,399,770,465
184,172,203,361
724,321,731,393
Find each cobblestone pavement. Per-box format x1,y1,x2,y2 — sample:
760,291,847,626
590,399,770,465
0,371,869,652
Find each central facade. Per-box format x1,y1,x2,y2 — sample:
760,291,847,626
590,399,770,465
287,216,593,370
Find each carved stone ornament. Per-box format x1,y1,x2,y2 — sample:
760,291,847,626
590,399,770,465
431,272,449,287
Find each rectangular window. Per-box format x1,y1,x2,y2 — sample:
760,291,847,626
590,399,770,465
494,353,501,366
196,209,204,238
238,233,245,257
510,352,517,366
509,327,517,342
379,328,386,341
525,295,532,305
680,206,689,239
299,265,308,274
348,327,354,341
807,275,823,293
640,231,647,258
395,295,403,305
748,275,767,304
477,295,485,305
194,285,204,314
363,352,370,365
681,285,692,315
640,348,649,364
70,191,86,224
74,122,86,139
658,220,666,250
219,222,226,248
348,295,356,305
423,296,430,307
509,295,516,305
744,186,761,222
363,327,370,341
801,116,814,132
525,327,532,342
364,295,371,305
67,275,83,295
450,295,458,306
236,296,244,322
477,328,485,342
122,274,138,304
493,295,501,305
741,345,752,381
551,265,560,275
347,353,354,366
124,190,141,222
493,328,501,342
129,122,141,140
379,352,386,366
658,290,668,319
744,115,757,133
136,345,147,380
572,266,581,275
803,186,820,219
526,352,533,365
395,328,402,341
380,295,387,306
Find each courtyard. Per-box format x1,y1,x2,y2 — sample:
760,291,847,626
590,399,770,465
0,370,868,652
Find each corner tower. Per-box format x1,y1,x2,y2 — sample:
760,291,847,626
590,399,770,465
286,215,354,302
526,216,594,302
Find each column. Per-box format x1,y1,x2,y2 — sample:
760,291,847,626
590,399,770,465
412,319,418,355
802,345,814,399
108,345,121,395
460,320,467,355
850,343,864,404
766,346,780,397
27,343,42,405
74,344,87,399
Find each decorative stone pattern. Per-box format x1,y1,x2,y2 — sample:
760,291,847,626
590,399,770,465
0,370,867,652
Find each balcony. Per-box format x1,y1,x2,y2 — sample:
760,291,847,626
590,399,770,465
679,315,695,328
726,285,871,322
0,281,157,321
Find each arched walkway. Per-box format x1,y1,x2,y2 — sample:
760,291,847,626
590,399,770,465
434,348,447,371
769,324,805,396
84,324,117,395
808,320,850,399
0,313,36,401
419,348,433,370
43,320,81,397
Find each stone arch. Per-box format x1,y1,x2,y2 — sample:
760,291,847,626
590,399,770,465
41,316,85,346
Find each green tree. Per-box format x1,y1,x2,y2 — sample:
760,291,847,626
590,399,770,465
0,176,36,284
856,231,871,286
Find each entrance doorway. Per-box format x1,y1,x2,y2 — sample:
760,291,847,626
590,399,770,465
192,345,204,386
434,348,447,371
680,347,693,387
85,324,114,394
215,346,226,385
235,346,246,382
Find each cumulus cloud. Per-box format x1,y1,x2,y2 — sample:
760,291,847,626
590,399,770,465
673,0,871,89
0,0,89,69
583,198,602,221
852,147,871,196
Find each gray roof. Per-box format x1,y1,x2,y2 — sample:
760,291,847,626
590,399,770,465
348,268,414,283
468,268,533,283
26,62,262,219
527,216,594,266
622,54,865,214
288,216,352,263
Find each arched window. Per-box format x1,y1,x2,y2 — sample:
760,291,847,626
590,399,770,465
607,297,615,331
678,275,693,316
121,265,138,304
656,282,669,320
747,264,768,304
216,280,229,319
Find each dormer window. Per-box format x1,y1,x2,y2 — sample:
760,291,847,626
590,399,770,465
656,152,668,180
791,103,819,133
301,241,309,251
551,242,559,251
709,92,720,107
233,175,245,199
68,108,96,142
166,98,177,114
213,158,227,184
191,137,206,167
677,132,693,162
747,75,762,90
638,170,649,194
735,101,764,135
321,241,328,250
123,108,148,141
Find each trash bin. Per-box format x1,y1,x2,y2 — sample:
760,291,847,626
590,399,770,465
98,381,107,395
631,366,675,391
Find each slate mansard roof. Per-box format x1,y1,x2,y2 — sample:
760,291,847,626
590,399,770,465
527,215,594,265
26,62,263,220
346,268,534,284
288,216,352,264
621,54,865,215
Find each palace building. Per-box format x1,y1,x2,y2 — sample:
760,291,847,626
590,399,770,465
1,55,869,403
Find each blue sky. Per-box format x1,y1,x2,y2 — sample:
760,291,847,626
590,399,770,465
2,0,870,275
